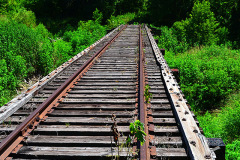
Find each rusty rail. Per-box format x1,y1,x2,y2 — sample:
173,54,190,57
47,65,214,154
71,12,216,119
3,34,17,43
0,24,127,160
139,25,149,160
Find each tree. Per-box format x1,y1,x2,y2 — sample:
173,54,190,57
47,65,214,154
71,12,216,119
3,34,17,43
173,0,220,46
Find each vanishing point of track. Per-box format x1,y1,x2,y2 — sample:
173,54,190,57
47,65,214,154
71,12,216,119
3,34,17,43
0,25,215,160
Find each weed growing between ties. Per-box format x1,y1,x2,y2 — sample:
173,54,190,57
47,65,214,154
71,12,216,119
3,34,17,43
111,114,146,160
126,120,146,146
126,120,146,159
65,122,70,128
144,84,152,104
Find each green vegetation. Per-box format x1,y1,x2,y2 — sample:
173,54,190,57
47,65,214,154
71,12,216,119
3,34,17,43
1,0,240,158
63,20,107,54
127,120,146,146
107,13,136,29
155,1,229,55
0,20,52,105
144,84,152,104
164,45,240,111
197,92,240,159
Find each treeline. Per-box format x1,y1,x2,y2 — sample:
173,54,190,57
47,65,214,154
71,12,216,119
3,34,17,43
1,0,239,41
12,0,239,44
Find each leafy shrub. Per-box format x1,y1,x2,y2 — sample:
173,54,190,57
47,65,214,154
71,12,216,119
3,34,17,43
64,20,106,54
0,0,23,14
216,26,229,45
157,0,229,54
92,8,103,24
198,92,240,159
35,23,52,38
33,23,54,74
156,25,188,54
0,19,68,105
11,55,27,79
223,101,240,142
0,59,16,90
53,39,72,68
107,13,136,29
0,7,109,106
165,45,240,110
0,59,17,105
226,140,240,160
0,20,38,75
36,38,53,75
197,111,223,139
185,0,219,46
10,8,36,27
0,0,37,27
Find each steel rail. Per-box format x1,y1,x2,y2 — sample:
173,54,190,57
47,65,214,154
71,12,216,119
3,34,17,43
139,25,149,160
0,24,128,159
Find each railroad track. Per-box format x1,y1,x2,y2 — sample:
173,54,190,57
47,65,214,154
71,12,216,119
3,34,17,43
0,25,217,159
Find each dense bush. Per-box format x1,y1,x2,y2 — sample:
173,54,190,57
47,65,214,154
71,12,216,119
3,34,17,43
156,0,229,55
52,39,72,68
0,59,17,105
107,13,136,29
0,0,37,27
0,20,52,105
198,92,240,142
165,45,240,110
153,25,188,54
198,92,240,159
157,1,240,158
0,0,23,14
64,20,107,54
0,20,75,105
0,8,109,106
0,21,38,75
226,140,240,160
10,8,36,27
183,0,219,46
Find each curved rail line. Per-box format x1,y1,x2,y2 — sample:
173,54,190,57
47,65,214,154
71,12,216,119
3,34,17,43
0,25,217,160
